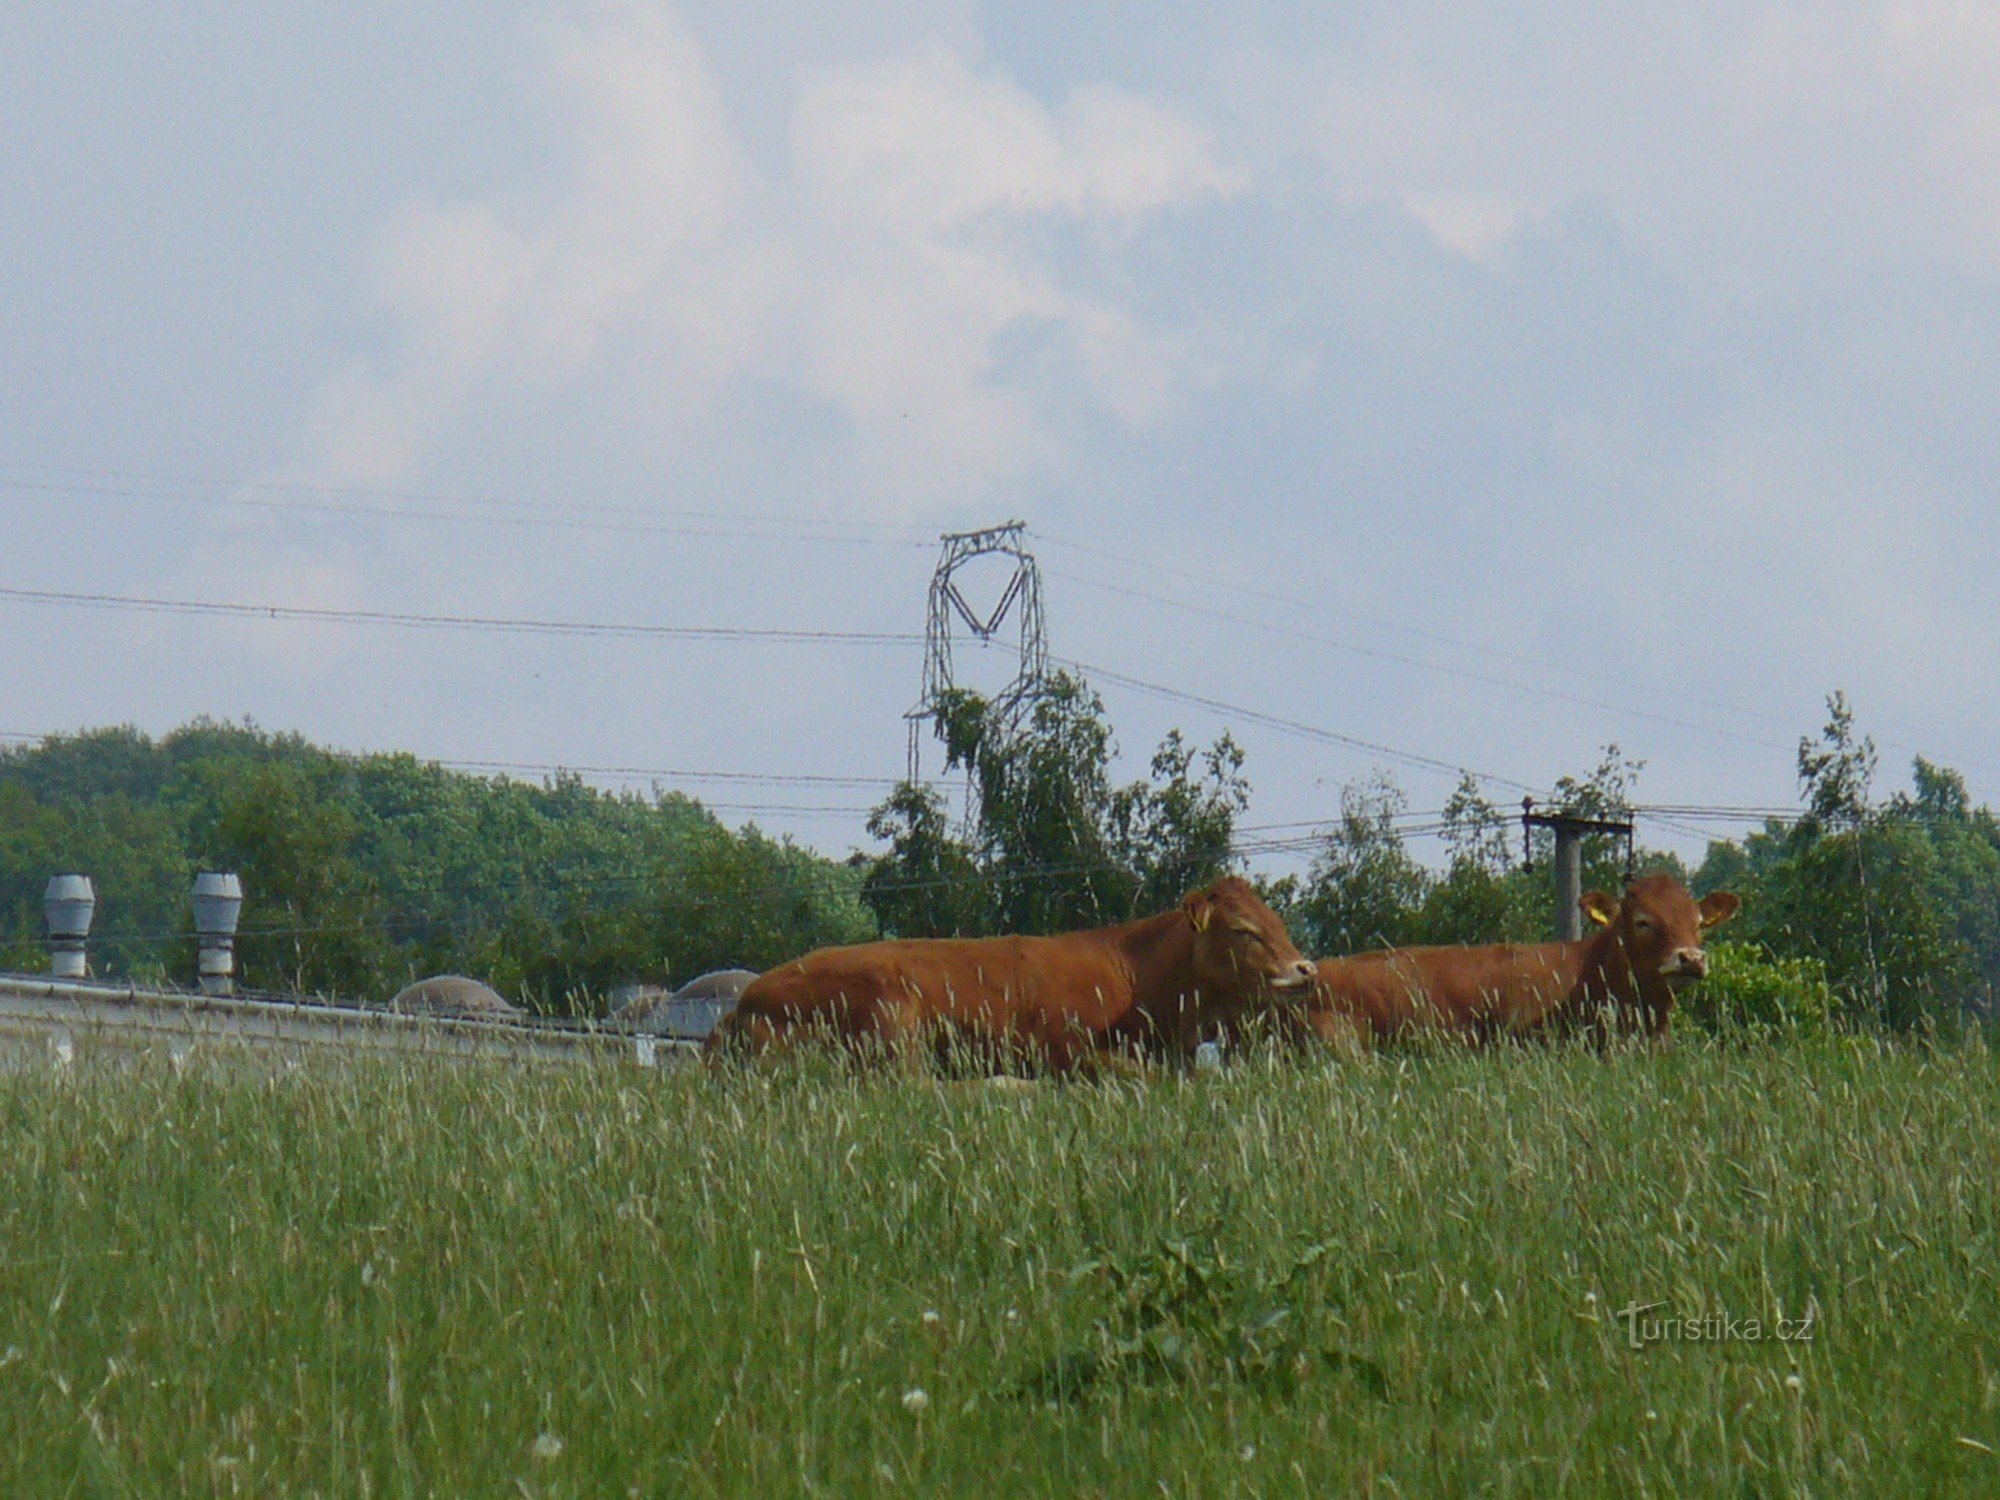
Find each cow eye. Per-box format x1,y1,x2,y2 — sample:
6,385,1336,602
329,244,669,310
1633,916,1655,932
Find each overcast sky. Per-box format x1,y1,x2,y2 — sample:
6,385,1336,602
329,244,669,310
4,1,1998,881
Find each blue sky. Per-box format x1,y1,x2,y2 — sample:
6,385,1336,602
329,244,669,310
4,1,1998,877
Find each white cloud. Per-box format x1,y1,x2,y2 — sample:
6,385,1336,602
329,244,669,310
1291,3,2000,280
1400,191,1541,261
297,2,1243,515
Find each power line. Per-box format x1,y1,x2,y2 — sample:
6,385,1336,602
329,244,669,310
0,732,929,794
54,803,1701,956
0,579,1542,798
0,583,1741,834
1038,527,2000,785
11,460,1982,791
0,585,920,646
664,802,876,817
1059,653,1540,795
1044,565,1793,753
436,758,914,790
0,463,940,548
1033,527,1804,735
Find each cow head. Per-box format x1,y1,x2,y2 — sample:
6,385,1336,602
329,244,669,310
1181,876,1317,1002
1580,873,1741,989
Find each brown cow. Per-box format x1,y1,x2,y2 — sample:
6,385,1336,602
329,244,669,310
703,875,1316,1073
1290,873,1741,1049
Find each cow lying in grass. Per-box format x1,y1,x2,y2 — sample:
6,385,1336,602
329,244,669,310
704,876,1316,1074
1277,873,1741,1050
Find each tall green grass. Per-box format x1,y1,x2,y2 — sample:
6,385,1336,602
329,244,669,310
1,1038,1996,1495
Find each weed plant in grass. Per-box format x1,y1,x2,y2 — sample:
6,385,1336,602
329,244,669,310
0,1039,1997,1495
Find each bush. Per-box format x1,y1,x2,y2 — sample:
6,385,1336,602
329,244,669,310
1678,941,1835,1038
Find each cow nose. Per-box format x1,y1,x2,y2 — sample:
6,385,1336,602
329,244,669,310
1662,947,1708,980
1275,960,1315,990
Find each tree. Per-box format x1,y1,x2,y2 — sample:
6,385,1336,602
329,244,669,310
1416,773,1542,946
1544,743,1651,897
1296,773,1428,956
1888,757,2000,1003
201,760,395,999
937,674,1131,933
0,720,887,1010
1797,690,1876,833
859,781,988,938
1440,772,1512,874
1747,816,1964,1028
874,671,1254,936
1700,697,1986,1026
1108,730,1251,918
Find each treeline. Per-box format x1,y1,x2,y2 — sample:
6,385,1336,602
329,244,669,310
1277,695,2000,1029
0,720,875,1009
867,682,2000,1028
4,688,1992,1027
0,684,1261,1013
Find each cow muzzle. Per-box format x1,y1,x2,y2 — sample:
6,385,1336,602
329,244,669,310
1267,960,1317,997
1659,948,1708,985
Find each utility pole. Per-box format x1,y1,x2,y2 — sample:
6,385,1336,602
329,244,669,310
1522,799,1635,940
905,521,1050,783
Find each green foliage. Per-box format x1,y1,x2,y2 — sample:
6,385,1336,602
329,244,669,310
1697,696,2000,1027
1412,861,1547,948
1543,744,1662,895
1297,760,1663,957
0,722,875,1011
1418,774,1546,946
1798,690,1877,832
1743,819,1968,1028
940,674,1132,932
649,823,876,979
202,759,396,999
1022,1236,1360,1402
860,782,988,939
864,672,1251,936
1107,729,1251,917
1296,773,1428,954
1677,941,1835,1037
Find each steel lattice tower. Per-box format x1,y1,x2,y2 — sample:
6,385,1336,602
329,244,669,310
905,521,1050,782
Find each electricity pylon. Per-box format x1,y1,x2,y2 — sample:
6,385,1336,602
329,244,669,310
905,521,1050,783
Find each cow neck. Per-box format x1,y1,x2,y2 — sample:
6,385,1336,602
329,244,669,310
1559,923,1647,1025
1101,904,1195,1009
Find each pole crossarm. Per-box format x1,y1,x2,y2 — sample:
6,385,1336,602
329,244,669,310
1520,797,1639,940
1521,810,1636,838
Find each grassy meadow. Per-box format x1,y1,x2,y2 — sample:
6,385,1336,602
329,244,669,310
1,1038,1997,1495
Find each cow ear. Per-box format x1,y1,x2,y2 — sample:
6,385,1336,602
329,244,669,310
1698,891,1741,929
1182,890,1212,932
1579,891,1620,928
